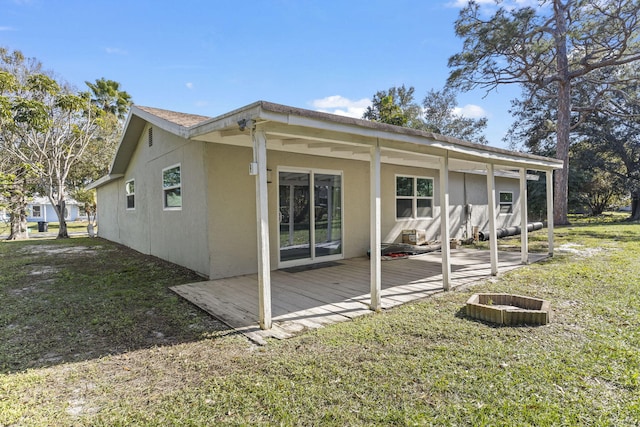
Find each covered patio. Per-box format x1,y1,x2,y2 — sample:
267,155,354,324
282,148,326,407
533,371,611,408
186,102,563,332
172,249,548,344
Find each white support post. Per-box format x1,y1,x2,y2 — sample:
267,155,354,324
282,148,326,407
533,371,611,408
439,155,451,291
519,168,529,264
546,170,554,257
253,129,272,330
486,163,499,276
370,144,382,311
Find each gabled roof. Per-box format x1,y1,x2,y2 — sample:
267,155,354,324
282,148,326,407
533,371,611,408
87,101,563,190
135,106,211,128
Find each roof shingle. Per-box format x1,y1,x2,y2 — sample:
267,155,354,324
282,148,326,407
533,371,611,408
135,105,211,128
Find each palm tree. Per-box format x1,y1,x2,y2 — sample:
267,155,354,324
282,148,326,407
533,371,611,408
85,78,132,120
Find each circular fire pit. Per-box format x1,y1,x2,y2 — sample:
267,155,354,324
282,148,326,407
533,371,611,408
466,293,550,326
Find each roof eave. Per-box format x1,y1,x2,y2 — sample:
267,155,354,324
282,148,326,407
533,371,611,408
189,101,563,171
85,173,124,190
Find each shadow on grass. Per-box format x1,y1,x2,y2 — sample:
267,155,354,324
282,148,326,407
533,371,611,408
0,237,234,374
555,220,640,244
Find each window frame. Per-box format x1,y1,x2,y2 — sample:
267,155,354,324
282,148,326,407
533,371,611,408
125,179,135,210
395,174,434,220
31,205,42,218
499,191,514,215
162,164,182,211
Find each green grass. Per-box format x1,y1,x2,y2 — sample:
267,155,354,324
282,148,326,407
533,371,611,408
0,220,91,236
1,216,639,425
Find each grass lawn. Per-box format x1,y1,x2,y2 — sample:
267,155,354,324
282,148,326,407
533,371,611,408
0,221,91,237
1,216,639,425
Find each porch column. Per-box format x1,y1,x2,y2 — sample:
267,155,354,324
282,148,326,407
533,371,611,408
519,168,529,264
439,155,451,291
486,163,499,276
253,129,272,330
370,143,382,311
546,170,555,257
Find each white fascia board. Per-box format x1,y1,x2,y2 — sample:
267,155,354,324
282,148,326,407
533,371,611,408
187,101,563,172
281,112,563,172
85,174,124,190
188,102,265,137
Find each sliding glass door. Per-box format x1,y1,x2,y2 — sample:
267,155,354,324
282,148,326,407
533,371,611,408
279,169,342,266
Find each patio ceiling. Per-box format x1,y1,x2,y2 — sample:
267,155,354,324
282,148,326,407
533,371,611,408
189,101,563,174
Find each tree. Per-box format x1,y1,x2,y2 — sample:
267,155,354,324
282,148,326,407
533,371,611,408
363,85,423,128
423,87,488,144
569,141,627,215
68,78,132,220
0,163,35,240
508,62,640,220
85,78,131,120
574,71,640,220
0,48,42,240
362,85,490,144
0,49,107,238
448,0,640,225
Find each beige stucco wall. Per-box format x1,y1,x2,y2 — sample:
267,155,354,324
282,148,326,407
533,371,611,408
204,143,523,279
98,128,524,280
95,179,122,243
205,144,370,279
96,125,210,277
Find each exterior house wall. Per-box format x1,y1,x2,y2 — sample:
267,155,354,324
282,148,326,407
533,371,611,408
203,142,523,279
96,125,210,277
96,179,121,243
205,144,370,279
381,167,522,244
96,128,524,281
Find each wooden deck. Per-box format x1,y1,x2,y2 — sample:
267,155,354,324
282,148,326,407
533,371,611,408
171,249,547,344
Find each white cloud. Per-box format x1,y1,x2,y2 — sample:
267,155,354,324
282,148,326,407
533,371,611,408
310,95,371,119
452,104,488,119
105,47,127,55
185,82,194,89
0,26,14,31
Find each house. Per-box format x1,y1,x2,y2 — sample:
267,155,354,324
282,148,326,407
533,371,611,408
26,196,86,223
88,101,563,329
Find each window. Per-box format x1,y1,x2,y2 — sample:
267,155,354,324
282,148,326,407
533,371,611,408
32,205,42,218
499,191,513,214
396,175,434,219
125,179,135,210
162,165,182,209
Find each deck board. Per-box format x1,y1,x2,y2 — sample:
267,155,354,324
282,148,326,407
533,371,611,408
171,249,547,343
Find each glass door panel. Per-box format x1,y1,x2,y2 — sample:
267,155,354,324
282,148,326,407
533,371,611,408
279,172,310,262
314,174,342,257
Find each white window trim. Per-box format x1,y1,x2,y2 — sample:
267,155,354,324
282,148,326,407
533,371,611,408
395,174,434,220
499,191,514,215
32,205,43,218
125,178,135,211
162,163,182,211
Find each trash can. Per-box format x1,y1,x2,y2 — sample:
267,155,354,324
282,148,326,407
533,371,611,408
38,221,48,232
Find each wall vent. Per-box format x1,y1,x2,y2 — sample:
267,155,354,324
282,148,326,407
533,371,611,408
148,127,153,147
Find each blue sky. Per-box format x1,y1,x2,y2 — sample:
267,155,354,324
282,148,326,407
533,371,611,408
1,0,529,149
